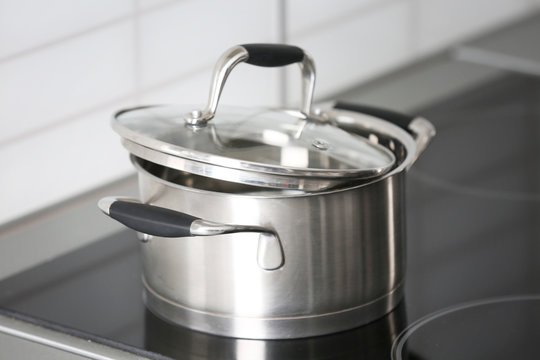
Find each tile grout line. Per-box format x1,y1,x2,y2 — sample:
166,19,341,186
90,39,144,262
0,64,215,148
0,0,182,65
133,0,142,105
0,93,137,148
289,0,402,40
0,16,133,64
409,0,421,56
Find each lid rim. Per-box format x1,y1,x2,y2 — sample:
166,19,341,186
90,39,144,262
122,139,377,191
121,138,389,179
113,105,397,191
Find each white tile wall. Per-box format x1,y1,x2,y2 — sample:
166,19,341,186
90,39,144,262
140,65,282,108
412,0,534,55
0,22,135,144
0,0,133,59
138,0,281,89
1,105,134,224
286,1,414,102
137,0,176,11
1,0,539,225
286,0,382,37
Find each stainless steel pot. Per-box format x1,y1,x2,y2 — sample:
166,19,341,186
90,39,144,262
99,44,435,339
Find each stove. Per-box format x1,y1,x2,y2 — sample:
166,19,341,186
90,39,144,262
1,15,540,360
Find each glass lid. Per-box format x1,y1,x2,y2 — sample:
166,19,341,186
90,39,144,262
111,44,399,191
113,104,396,190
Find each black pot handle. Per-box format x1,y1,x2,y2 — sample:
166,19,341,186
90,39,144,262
98,197,284,270
333,101,436,169
333,101,414,133
241,44,305,67
184,43,315,126
99,197,198,238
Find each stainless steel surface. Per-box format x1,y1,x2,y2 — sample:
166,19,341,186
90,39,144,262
190,219,284,271
184,46,249,126
184,45,316,126
189,219,271,237
119,134,391,191
104,95,435,338
143,277,404,339
136,156,407,338
100,195,285,271
326,108,419,169
406,117,436,169
97,196,139,215
298,51,316,115
116,106,398,190
256,232,284,271
130,108,420,338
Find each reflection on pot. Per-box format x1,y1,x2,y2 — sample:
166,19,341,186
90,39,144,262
144,302,407,360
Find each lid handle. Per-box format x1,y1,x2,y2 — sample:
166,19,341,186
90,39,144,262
185,44,316,126
242,44,305,67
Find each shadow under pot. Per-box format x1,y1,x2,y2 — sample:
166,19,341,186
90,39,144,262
98,43,435,339
144,301,408,360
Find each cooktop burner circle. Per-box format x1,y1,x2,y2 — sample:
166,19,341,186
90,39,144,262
391,295,540,360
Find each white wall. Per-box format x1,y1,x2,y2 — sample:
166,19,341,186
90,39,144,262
1,0,539,225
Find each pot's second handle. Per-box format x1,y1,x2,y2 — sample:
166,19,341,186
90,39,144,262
334,102,414,132
333,102,436,168
98,197,284,270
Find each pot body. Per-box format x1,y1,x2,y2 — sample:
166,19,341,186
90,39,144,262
135,157,406,339
102,44,435,339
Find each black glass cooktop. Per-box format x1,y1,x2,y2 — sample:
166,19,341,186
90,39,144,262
1,73,540,359
392,295,540,359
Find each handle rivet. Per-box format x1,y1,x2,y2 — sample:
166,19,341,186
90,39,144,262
312,138,329,150
139,233,152,243
184,109,208,126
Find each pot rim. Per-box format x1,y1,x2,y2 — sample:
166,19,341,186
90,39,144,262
129,110,417,199
114,104,399,192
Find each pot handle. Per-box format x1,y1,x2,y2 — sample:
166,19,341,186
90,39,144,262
333,102,436,168
98,197,284,271
185,43,315,126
